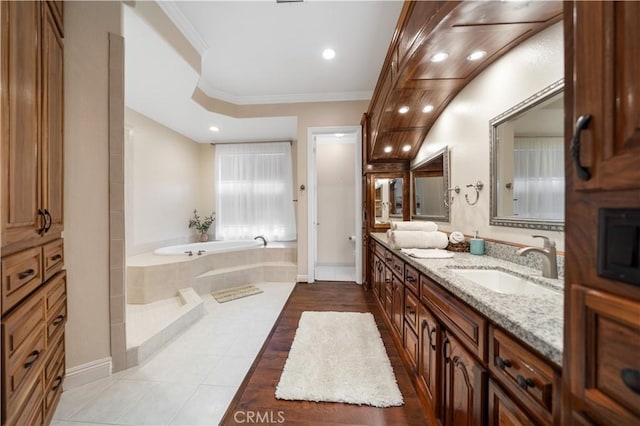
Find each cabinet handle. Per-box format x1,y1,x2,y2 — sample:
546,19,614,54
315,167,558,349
52,314,65,325
570,114,592,181
442,336,450,363
516,375,535,390
495,356,512,370
405,306,415,316
406,276,416,283
18,269,36,280
51,254,62,261
23,350,40,369
385,278,391,283
44,209,52,232
429,327,437,351
621,368,640,394
52,376,63,391
38,209,47,234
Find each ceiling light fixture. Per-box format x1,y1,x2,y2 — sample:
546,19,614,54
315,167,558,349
467,50,487,61
422,105,434,113
402,145,411,152
209,126,219,132
322,48,336,60
430,52,449,63
398,106,410,114
384,146,392,153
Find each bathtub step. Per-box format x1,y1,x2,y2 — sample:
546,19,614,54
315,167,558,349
192,262,297,295
125,288,204,368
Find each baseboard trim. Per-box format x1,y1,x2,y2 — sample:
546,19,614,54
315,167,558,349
64,357,112,389
296,274,309,283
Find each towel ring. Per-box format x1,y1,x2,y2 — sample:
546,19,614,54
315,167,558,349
464,181,483,206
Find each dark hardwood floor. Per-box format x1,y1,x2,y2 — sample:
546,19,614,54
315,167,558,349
220,282,430,425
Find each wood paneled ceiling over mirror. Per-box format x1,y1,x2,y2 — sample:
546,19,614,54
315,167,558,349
365,1,562,163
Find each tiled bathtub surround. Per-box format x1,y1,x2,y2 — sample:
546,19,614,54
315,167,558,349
485,240,565,278
371,233,564,366
127,243,297,303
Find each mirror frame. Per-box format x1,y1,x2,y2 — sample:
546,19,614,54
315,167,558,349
489,78,564,231
411,146,450,223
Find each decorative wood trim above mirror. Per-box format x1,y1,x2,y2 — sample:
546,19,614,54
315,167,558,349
489,79,565,232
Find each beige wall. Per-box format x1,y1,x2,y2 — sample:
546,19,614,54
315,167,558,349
125,108,209,254
64,1,122,369
413,23,564,250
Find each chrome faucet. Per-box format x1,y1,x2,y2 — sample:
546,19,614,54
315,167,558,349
516,235,558,279
254,235,267,247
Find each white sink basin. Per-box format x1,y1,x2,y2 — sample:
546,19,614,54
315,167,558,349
451,268,558,296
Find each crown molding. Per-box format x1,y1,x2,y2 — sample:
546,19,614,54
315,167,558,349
156,1,209,55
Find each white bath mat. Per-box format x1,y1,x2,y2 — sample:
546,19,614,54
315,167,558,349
275,311,403,407
211,285,263,303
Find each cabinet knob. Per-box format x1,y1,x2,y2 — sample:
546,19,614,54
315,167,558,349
495,356,512,370
621,368,640,394
516,374,535,390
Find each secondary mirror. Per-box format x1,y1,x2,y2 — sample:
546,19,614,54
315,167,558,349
411,146,450,222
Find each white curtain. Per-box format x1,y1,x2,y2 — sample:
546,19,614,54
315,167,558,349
513,137,564,219
215,142,296,241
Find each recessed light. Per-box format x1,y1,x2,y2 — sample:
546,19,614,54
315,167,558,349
467,50,487,61
398,106,410,114
422,105,434,113
322,48,336,60
402,145,411,152
384,146,392,153
209,126,219,132
430,52,448,63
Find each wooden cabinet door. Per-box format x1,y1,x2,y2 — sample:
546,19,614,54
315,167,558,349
1,1,42,248
41,2,64,236
418,302,440,423
570,1,640,191
391,274,404,337
488,380,535,426
442,330,487,426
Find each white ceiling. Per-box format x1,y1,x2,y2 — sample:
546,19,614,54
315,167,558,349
124,1,402,143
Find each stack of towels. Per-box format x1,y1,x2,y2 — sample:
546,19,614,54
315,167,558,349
387,221,449,250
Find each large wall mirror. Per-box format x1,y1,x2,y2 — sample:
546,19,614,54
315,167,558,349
369,172,409,231
411,146,450,222
490,79,564,231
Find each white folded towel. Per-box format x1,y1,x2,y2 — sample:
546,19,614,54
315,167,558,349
387,230,449,250
449,231,465,244
390,221,438,232
401,248,454,259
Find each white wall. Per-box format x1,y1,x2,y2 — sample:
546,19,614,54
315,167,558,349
125,108,209,254
413,23,565,250
316,140,356,265
64,1,121,369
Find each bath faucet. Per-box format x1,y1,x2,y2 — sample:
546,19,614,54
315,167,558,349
184,250,193,256
254,235,267,247
197,250,205,256
516,235,558,279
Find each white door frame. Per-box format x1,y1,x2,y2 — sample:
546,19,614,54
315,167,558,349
307,126,362,284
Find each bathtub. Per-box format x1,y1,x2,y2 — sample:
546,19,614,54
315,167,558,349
153,239,263,256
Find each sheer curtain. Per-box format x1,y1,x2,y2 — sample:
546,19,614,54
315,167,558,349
513,136,564,219
215,142,296,241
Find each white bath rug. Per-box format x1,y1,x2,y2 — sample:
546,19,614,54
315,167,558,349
275,311,403,407
211,285,263,303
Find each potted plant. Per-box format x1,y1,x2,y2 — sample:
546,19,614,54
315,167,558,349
188,209,215,242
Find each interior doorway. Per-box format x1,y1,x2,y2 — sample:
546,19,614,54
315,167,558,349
307,127,362,283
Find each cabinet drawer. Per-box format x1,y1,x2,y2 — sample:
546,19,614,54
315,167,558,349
44,333,65,388
403,322,419,373
1,247,43,314
1,287,46,410
375,243,388,263
391,255,404,280
572,287,640,423
44,270,66,314
47,296,66,347
6,371,44,426
488,379,536,425
404,288,419,332
421,275,486,361
42,238,64,281
44,334,65,424
404,263,419,296
489,326,555,424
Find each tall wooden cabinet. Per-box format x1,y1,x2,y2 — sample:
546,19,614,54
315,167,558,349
565,1,640,425
1,2,66,425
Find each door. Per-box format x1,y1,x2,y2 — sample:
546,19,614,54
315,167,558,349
309,129,362,283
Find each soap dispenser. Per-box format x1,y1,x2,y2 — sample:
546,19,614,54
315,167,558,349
470,230,485,255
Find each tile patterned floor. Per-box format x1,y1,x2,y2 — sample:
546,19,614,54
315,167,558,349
53,282,295,426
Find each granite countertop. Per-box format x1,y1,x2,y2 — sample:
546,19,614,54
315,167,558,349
371,233,564,367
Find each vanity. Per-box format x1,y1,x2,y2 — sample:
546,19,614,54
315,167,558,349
369,233,563,425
